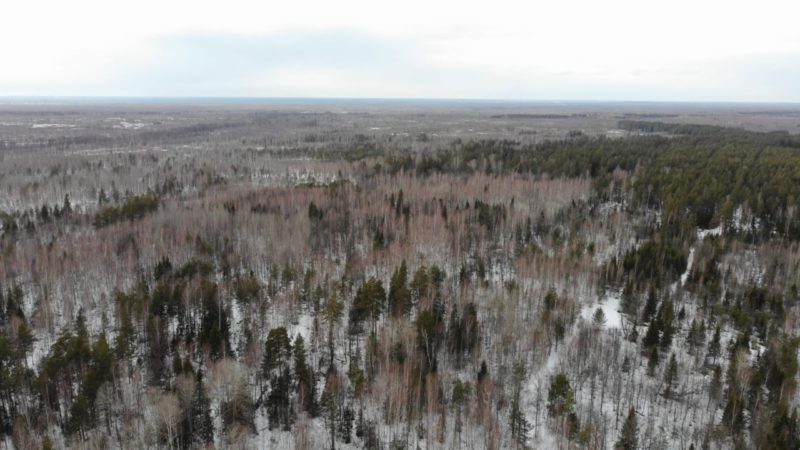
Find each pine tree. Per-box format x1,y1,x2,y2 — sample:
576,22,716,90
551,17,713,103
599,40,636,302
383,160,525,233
388,260,411,318
647,346,660,376
191,371,214,445
294,334,318,416
349,278,385,335
641,284,658,322
263,327,294,429
509,397,530,448
262,327,292,376
722,350,745,431
658,300,675,351
709,364,723,403
221,379,255,433
67,394,91,437
321,367,344,450
621,279,637,317
642,318,661,349
592,307,607,328
410,265,430,303
322,289,343,367
547,373,575,417
197,279,231,359
615,407,638,450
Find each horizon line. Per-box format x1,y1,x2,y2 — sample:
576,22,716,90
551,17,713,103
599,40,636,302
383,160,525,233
1,95,800,108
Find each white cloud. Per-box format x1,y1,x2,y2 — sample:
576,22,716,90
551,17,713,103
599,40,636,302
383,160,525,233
1,0,799,100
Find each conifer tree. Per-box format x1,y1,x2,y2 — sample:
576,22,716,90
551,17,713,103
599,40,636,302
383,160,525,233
191,371,214,445
707,325,721,362
615,407,638,450
294,334,318,416
641,284,658,323
388,260,411,317
647,347,660,376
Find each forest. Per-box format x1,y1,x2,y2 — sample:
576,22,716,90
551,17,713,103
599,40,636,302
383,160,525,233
1,103,800,449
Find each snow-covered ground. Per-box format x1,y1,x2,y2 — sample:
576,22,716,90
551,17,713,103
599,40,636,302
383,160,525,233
581,293,623,329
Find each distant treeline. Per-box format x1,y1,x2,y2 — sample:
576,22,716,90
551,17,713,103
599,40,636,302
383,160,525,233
348,122,800,240
490,113,590,119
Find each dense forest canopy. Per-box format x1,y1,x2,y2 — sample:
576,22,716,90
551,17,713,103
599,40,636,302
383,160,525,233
359,122,800,240
1,106,800,449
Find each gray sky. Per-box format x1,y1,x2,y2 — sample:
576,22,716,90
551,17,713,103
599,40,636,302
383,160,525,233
3,0,799,102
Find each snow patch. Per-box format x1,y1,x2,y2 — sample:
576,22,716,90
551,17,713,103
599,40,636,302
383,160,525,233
582,294,622,329
31,123,76,128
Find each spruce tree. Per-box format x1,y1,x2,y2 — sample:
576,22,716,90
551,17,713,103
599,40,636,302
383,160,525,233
647,347,660,376
263,327,294,429
388,260,411,317
197,280,231,359
615,407,638,450
547,373,575,417
191,371,214,445
294,334,318,416
707,325,721,362
509,397,530,448
641,284,658,323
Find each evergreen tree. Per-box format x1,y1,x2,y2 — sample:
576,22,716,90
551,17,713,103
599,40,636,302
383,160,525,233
221,379,255,433
321,367,345,450
294,334,318,416
388,260,411,317
642,318,661,349
592,307,607,328
262,327,295,429
322,289,343,368
647,346,660,376
509,397,530,448
658,300,675,351
641,284,658,323
67,394,90,437
547,373,575,417
722,351,746,431
615,407,638,450
191,371,214,445
348,277,385,335
197,280,231,359
509,362,529,448
410,265,430,303
621,279,637,317
707,325,721,362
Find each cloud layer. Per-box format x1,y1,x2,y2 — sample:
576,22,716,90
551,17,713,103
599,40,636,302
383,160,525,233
2,0,799,101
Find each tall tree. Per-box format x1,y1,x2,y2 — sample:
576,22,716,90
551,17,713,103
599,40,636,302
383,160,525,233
388,260,411,318
190,371,214,445
615,407,638,450
294,334,318,416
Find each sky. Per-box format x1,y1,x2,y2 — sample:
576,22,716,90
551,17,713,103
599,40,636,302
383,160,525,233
2,0,800,102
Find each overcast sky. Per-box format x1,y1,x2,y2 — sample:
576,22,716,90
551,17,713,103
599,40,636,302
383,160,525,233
2,0,799,102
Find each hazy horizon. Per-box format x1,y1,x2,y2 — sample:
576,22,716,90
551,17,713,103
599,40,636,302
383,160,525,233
2,96,800,107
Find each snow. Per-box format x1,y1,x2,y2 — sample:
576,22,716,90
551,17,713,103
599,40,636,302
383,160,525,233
698,226,722,240
677,225,722,290
288,313,314,342
680,247,695,286
31,123,76,128
114,120,149,130
582,294,623,329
